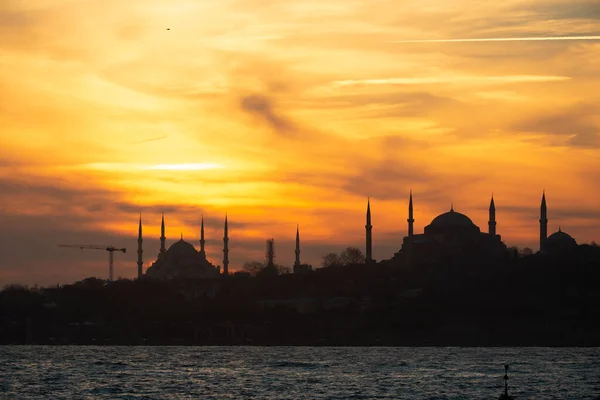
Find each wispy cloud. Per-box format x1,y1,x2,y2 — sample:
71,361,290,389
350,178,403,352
333,75,570,86
390,35,600,43
129,135,168,144
69,163,225,172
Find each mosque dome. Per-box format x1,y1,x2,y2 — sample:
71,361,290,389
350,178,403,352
545,229,577,249
423,207,481,236
429,208,476,228
167,239,198,256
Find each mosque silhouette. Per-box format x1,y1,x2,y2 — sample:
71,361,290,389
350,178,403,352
135,192,578,279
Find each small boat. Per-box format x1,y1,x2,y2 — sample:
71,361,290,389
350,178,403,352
498,364,515,400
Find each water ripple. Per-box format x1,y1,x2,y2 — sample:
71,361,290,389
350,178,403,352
0,346,599,399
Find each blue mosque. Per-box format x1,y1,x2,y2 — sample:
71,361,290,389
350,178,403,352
136,214,224,280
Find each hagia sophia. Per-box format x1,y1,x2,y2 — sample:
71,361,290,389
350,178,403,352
135,192,579,280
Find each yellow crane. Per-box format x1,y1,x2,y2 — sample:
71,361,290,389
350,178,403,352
58,244,126,282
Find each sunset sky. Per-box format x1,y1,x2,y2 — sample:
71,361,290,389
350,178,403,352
1,0,599,286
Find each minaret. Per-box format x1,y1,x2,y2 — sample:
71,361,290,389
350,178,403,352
407,190,414,237
266,239,275,268
540,191,548,252
137,214,143,279
200,215,206,256
160,213,166,253
365,198,373,264
223,214,229,276
488,195,496,235
294,224,301,268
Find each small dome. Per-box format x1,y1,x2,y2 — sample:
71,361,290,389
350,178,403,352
429,208,475,228
546,229,577,247
167,239,197,255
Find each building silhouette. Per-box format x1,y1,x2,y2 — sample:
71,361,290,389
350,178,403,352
142,215,221,280
540,191,548,252
538,193,578,255
408,190,414,237
293,225,312,274
266,239,275,268
223,214,229,276
137,214,143,279
200,215,206,257
381,193,507,267
136,192,581,277
365,198,374,264
294,225,301,268
378,191,578,267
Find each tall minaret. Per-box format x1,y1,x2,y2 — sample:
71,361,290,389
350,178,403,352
199,215,206,256
137,214,143,279
223,214,229,276
488,195,496,235
540,191,548,252
407,190,414,237
160,213,166,253
365,198,373,264
294,224,301,268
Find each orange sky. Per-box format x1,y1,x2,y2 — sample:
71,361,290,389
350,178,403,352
1,0,599,285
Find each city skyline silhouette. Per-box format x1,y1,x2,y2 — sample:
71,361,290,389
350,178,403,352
1,183,599,285
127,191,587,281
1,1,599,286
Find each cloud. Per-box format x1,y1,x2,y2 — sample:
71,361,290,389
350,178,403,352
336,142,487,202
514,103,600,148
0,179,281,285
0,173,389,285
0,202,378,286
518,0,600,21
98,61,231,101
500,204,600,222
333,75,571,86
2,0,600,284
0,212,134,282
390,36,600,44
0,178,112,208
239,94,297,136
0,2,125,61
341,160,430,201
128,135,169,144
311,91,460,112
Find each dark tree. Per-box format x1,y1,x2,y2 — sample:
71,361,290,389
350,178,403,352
245,261,290,277
340,247,365,265
520,247,533,257
243,261,265,277
322,252,343,268
276,264,291,275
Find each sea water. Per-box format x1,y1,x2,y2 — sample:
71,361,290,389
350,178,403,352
1,346,599,399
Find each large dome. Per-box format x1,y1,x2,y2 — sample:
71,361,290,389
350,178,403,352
545,229,577,248
429,208,475,228
167,239,198,256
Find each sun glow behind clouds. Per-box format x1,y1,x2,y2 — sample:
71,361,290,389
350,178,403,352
144,163,224,171
77,163,224,172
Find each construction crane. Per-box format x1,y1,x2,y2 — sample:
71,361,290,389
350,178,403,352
58,245,126,282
